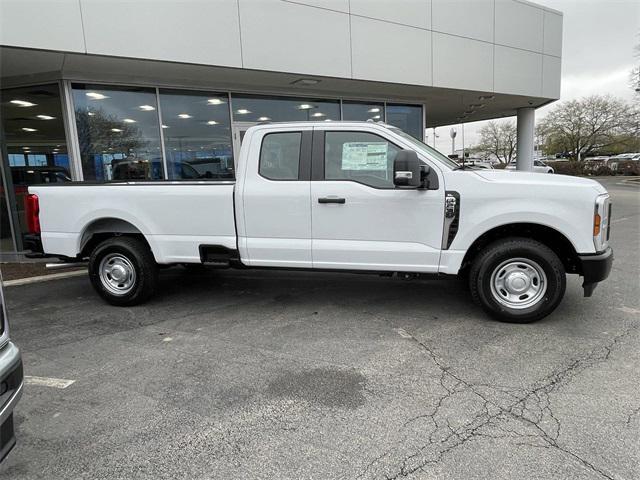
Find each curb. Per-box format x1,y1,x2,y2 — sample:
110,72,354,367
3,269,87,287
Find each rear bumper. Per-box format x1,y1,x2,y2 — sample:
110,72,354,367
578,247,613,297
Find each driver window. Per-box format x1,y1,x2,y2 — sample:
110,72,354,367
324,132,400,188
259,132,301,180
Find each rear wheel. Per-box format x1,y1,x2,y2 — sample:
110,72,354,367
469,237,565,323
89,236,158,306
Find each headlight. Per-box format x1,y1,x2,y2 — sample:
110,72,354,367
593,194,611,251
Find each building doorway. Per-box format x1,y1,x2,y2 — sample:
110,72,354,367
232,121,260,164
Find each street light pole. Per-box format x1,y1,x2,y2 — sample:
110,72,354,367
450,128,457,155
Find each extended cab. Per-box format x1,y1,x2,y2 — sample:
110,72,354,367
26,122,613,323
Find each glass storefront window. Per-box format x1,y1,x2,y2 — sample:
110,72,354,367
342,101,384,122
0,164,15,253
231,95,340,123
72,84,163,181
1,83,70,245
386,104,423,140
159,90,234,180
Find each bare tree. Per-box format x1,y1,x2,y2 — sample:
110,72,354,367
476,120,517,164
537,95,638,160
631,38,639,102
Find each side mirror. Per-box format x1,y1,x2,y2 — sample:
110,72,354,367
394,150,429,189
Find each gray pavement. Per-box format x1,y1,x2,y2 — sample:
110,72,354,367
1,177,638,480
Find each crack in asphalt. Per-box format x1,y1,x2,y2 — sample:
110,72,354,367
625,405,640,426
359,324,638,480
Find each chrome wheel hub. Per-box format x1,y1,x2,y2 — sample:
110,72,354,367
490,258,547,309
99,253,136,295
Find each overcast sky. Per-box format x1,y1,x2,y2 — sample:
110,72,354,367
432,0,640,153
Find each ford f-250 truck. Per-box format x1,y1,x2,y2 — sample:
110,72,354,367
25,121,613,323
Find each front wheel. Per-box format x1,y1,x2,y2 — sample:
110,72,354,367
469,237,566,323
88,236,158,306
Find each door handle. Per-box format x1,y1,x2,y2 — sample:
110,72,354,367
318,197,346,204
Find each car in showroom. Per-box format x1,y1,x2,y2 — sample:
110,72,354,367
0,273,24,462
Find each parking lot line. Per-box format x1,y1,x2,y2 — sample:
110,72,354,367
4,270,87,287
24,376,76,389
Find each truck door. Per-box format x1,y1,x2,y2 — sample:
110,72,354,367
237,126,313,267
310,128,444,272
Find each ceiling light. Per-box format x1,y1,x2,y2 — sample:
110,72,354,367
258,116,271,121
178,113,192,119
10,100,37,107
291,78,320,86
298,104,314,110
22,146,30,150
123,118,136,123
311,112,325,118
236,109,250,114
206,120,218,125
36,115,55,120
207,98,225,105
139,105,155,111
22,127,37,132
111,128,123,132
368,108,381,113
86,92,108,100
324,119,333,122
88,112,95,116
162,124,169,129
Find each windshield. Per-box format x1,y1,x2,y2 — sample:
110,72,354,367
390,127,460,169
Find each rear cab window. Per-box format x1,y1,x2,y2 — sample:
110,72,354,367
259,132,302,181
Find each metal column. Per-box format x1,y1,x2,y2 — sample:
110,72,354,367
516,107,535,171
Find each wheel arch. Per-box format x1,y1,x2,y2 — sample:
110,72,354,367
79,217,156,261
460,222,581,276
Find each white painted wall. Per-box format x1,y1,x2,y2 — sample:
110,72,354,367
0,0,563,99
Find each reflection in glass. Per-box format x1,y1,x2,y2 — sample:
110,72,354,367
386,104,423,140
341,101,384,122
1,83,70,243
72,84,163,181
159,90,234,180
231,95,340,123
0,165,15,252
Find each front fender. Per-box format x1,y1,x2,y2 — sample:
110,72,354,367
450,198,595,254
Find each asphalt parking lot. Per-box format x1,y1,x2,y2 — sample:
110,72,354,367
1,177,638,480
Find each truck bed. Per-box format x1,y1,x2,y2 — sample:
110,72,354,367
28,181,237,264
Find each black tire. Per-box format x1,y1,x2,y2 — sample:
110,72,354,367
88,236,158,306
469,237,566,323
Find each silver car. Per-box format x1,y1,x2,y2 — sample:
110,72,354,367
505,160,554,174
0,272,23,461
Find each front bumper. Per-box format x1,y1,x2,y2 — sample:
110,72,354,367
578,247,613,297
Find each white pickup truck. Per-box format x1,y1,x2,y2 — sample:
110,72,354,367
25,121,613,323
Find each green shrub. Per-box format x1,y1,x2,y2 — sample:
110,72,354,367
550,161,585,176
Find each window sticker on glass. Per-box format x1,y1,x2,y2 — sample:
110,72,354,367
342,142,388,171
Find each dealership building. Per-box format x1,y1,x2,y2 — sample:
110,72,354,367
0,0,562,256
